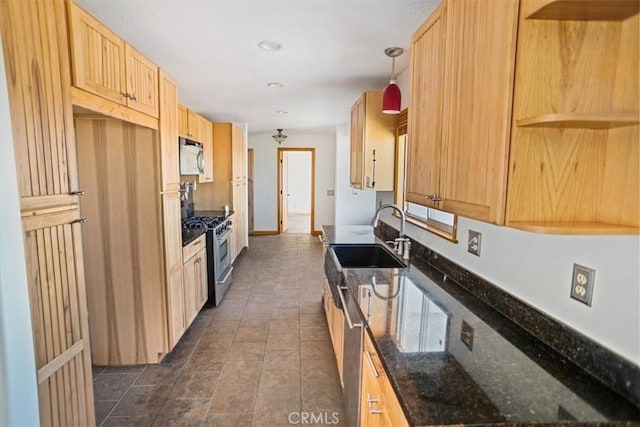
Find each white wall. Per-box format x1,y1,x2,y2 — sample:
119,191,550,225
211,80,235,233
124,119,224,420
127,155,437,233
378,68,640,365
248,130,335,232
334,124,377,225
0,35,40,426
286,151,312,213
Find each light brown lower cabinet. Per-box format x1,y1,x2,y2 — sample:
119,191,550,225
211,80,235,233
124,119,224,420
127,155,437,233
323,278,344,384
360,333,409,427
182,235,208,328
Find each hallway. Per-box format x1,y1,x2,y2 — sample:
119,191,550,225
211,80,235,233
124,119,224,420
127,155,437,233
93,234,345,426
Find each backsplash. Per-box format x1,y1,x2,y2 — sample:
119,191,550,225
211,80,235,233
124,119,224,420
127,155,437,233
376,221,640,407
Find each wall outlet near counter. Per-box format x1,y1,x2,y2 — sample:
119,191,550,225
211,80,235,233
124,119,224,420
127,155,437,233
467,230,482,256
571,264,595,306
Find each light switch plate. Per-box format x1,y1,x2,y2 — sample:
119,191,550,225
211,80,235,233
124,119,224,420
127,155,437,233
467,230,481,256
571,264,595,306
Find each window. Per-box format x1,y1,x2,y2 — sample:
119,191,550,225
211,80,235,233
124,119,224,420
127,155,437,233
394,109,458,241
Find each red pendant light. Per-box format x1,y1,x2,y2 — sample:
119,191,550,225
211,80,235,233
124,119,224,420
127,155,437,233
382,47,404,114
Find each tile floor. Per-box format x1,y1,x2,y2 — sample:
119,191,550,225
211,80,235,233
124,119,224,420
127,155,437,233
285,213,311,234
93,234,345,426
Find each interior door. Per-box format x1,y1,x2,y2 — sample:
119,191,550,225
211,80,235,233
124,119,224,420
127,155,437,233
248,149,254,233
281,152,290,233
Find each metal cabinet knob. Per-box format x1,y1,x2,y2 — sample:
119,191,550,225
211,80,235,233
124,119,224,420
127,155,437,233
69,190,85,196
73,218,88,224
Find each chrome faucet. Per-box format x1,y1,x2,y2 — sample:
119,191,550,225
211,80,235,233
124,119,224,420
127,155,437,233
371,203,411,262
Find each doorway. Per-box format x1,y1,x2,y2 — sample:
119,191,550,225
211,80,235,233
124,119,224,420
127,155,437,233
278,148,315,234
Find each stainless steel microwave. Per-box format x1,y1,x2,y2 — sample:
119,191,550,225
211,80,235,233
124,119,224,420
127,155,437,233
179,137,204,175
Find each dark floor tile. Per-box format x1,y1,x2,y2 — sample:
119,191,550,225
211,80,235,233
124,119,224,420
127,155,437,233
269,318,299,334
300,341,337,362
263,349,301,371
110,385,171,417
266,332,300,351
101,416,156,427
134,365,181,386
226,342,265,361
253,391,301,427
271,307,299,319
233,326,268,343
182,351,226,373
169,370,220,398
300,326,331,342
208,381,259,414
202,412,254,427
95,400,117,425
300,312,326,327
93,373,138,401
92,365,105,378
152,398,210,426
218,360,262,385
258,370,300,396
101,365,146,374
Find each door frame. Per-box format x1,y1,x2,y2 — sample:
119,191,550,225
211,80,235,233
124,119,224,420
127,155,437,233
277,147,315,234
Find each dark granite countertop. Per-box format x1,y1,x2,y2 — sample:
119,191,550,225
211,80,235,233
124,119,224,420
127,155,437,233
182,227,206,247
322,225,639,426
194,209,234,218
342,264,639,426
321,225,376,244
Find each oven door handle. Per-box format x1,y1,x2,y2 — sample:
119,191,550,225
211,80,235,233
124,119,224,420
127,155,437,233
216,266,233,284
216,228,233,241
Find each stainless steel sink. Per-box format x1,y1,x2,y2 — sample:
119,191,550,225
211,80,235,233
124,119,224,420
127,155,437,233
330,244,406,269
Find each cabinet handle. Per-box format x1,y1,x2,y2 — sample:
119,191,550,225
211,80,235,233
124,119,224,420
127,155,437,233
367,394,383,415
425,193,442,202
69,190,85,196
364,350,384,378
120,91,129,98
73,218,88,224
129,93,137,101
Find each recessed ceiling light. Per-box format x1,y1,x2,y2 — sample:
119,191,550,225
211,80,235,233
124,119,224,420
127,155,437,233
267,82,284,88
277,110,289,115
258,40,283,51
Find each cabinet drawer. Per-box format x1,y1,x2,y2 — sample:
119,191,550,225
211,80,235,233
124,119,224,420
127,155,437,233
183,234,206,263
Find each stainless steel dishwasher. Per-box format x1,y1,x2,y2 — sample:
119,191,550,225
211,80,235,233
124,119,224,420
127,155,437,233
336,284,364,427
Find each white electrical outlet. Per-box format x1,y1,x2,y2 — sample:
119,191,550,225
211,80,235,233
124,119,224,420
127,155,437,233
467,230,481,256
571,264,595,306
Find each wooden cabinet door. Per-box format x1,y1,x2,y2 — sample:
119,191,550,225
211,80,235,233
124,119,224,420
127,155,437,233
350,96,364,189
178,104,189,138
196,247,208,308
167,263,185,348
159,72,180,191
187,110,200,141
440,0,518,224
232,125,246,181
182,256,198,326
200,120,214,182
406,3,446,207
125,44,159,118
69,3,127,105
163,193,184,348
1,0,95,423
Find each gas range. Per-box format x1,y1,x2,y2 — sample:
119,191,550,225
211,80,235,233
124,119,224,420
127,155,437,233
182,215,232,237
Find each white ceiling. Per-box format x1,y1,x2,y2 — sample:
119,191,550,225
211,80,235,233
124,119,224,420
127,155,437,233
75,0,438,132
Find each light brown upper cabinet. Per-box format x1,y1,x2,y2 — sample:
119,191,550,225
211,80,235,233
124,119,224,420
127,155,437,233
68,3,159,118
178,104,214,181
350,92,396,191
178,104,210,142
200,120,214,182
505,0,639,234
407,3,446,207
407,0,519,224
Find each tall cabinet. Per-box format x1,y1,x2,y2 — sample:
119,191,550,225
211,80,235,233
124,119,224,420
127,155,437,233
0,0,95,424
194,122,247,260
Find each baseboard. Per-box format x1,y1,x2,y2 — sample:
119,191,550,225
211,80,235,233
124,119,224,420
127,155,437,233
249,230,279,236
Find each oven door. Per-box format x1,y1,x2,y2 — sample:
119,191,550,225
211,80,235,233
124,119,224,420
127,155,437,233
214,229,232,282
